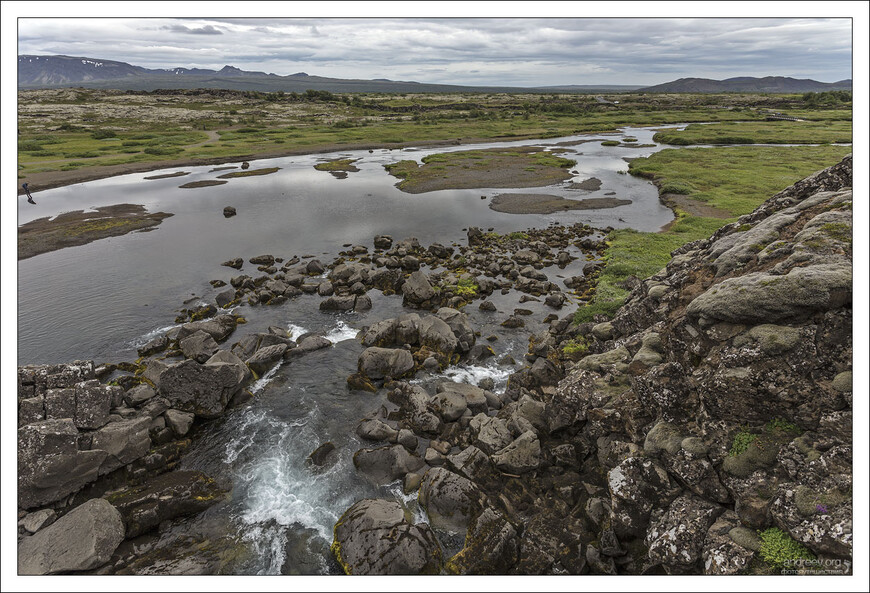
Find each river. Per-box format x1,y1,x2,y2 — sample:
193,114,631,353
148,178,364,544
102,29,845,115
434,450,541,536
17,125,679,574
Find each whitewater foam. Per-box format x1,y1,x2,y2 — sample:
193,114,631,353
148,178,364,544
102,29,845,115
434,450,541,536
324,319,358,344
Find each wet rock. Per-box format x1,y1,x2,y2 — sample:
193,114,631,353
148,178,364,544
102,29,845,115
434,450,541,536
331,499,441,575
353,444,425,485
307,442,337,469
436,307,476,353
176,314,238,343
373,235,393,250
222,258,243,269
478,300,497,312
223,206,236,217
179,330,220,364
18,498,124,575
319,295,357,311
164,409,195,437
306,259,325,274
107,470,226,538
245,343,287,376
137,335,170,357
358,347,414,381
418,315,459,356
418,467,484,532
249,254,274,266
356,418,399,442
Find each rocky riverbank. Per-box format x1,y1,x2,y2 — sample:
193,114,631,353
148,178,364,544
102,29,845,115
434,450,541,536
16,156,852,576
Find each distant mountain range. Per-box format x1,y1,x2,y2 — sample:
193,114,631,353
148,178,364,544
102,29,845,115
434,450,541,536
17,54,639,93
17,55,851,95
638,76,852,93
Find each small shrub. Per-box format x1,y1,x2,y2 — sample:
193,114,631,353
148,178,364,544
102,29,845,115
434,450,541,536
562,337,589,356
91,129,118,139
144,146,182,156
758,527,815,569
765,418,800,434
730,427,756,457
660,181,695,195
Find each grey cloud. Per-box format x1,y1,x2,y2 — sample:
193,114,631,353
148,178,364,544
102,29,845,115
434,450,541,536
161,24,223,35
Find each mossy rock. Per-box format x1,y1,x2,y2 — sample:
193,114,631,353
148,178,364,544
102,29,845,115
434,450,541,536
723,432,784,478
733,324,803,356
793,485,849,517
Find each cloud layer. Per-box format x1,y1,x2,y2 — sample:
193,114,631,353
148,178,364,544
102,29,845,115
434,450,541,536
17,17,853,86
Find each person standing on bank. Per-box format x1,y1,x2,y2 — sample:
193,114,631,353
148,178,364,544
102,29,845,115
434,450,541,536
23,182,35,204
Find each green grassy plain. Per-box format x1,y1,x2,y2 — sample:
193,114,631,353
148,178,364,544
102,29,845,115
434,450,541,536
17,88,849,180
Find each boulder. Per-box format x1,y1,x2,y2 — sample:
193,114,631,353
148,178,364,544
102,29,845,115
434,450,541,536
402,270,437,307
222,206,236,217
18,419,107,509
176,314,238,343
418,467,484,532
307,442,337,469
18,498,125,575
435,307,476,352
687,263,851,326
353,444,425,485
331,499,441,575
158,359,246,419
373,235,393,249
74,380,117,429
418,315,459,355
701,511,756,575
358,347,414,380
164,408,195,437
137,335,170,357
491,430,541,474
245,343,288,376
608,456,678,539
469,413,513,455
221,257,243,269
179,330,220,364
356,418,399,442
91,416,152,476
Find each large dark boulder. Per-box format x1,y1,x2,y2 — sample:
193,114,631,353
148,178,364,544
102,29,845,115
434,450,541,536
331,499,442,575
358,347,414,380
352,444,425,485
418,467,485,533
18,498,125,575
157,359,246,419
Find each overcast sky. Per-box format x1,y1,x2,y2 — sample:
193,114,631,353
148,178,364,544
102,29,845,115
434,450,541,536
14,15,856,87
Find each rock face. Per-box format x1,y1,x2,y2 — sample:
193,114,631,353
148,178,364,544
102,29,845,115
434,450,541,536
331,499,442,574
18,498,125,574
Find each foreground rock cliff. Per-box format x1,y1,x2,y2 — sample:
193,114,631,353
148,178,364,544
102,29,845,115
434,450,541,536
333,155,853,575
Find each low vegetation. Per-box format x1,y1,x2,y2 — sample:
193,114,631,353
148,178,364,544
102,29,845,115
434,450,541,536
17,87,849,182
574,144,851,322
